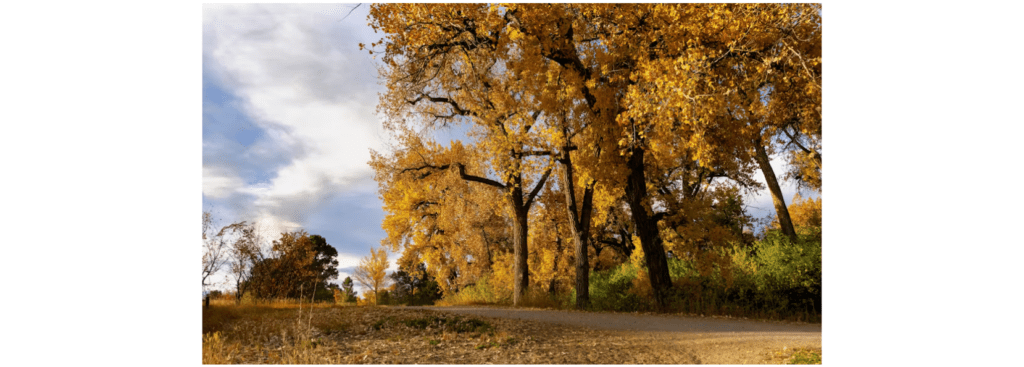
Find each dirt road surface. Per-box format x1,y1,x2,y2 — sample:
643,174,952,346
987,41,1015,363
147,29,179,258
402,305,822,364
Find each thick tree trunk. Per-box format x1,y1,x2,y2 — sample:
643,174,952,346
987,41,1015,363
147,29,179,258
560,157,594,309
511,203,529,306
624,146,673,309
753,140,798,242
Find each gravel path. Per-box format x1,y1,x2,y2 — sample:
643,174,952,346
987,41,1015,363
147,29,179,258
402,305,822,364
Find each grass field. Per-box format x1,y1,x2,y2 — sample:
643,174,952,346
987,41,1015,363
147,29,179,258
203,300,819,364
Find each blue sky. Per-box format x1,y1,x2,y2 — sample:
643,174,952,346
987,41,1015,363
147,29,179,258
201,3,815,292
203,4,390,290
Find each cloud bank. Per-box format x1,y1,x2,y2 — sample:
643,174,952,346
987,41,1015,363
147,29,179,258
203,4,384,236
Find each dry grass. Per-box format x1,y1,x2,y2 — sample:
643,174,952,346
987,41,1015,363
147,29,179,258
202,300,347,364
202,302,713,364
766,346,823,365
436,286,568,309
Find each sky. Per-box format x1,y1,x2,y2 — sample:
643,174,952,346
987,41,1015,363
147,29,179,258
201,3,817,293
203,4,391,291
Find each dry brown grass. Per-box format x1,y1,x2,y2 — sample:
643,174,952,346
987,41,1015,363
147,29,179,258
202,302,714,364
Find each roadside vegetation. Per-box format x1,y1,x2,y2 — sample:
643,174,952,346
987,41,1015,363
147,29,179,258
436,196,821,323
202,300,727,364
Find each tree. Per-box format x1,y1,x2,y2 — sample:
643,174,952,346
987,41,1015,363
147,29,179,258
202,211,229,292
353,246,392,305
367,3,821,309
369,4,566,305
389,262,443,305
244,231,340,301
507,3,819,305
341,276,359,303
307,234,341,300
219,220,268,304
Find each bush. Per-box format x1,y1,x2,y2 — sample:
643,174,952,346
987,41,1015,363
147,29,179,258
587,261,653,312
437,275,511,306
746,227,822,316
583,227,821,321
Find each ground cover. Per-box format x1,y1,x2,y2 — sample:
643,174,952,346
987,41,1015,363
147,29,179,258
202,301,820,364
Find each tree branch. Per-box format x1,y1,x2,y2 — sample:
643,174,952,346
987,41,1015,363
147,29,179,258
454,163,506,189
524,163,554,209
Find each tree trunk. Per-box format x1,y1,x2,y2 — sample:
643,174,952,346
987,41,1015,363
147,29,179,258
550,234,562,296
509,169,529,306
624,146,673,309
560,157,594,309
753,140,798,242
235,280,244,305
511,203,529,306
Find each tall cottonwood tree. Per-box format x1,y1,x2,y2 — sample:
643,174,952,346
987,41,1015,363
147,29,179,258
596,4,821,241
369,4,558,305
372,134,512,296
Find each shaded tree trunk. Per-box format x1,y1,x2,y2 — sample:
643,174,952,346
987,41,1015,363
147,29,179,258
624,146,673,309
753,140,797,241
510,198,530,306
559,153,595,309
550,233,562,296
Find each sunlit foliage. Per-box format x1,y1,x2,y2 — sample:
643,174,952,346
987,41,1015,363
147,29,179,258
366,3,820,311
354,246,393,305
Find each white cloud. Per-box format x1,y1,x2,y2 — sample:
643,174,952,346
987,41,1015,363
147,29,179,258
386,258,399,273
203,165,244,199
335,253,362,269
204,4,384,230
336,272,351,284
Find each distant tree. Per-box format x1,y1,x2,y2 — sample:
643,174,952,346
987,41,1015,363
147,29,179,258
341,276,358,303
202,211,229,293
353,246,391,305
245,231,340,301
332,287,345,304
377,289,393,306
389,262,443,306
217,220,268,304
308,234,340,300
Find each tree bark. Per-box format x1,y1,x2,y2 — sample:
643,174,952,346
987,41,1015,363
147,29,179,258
624,146,673,309
753,140,798,241
510,198,529,306
559,155,594,309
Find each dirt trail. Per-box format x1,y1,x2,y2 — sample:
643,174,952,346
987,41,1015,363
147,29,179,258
403,305,822,364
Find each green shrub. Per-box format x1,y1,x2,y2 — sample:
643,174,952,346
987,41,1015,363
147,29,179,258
437,275,510,306
587,261,653,312
582,227,820,321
